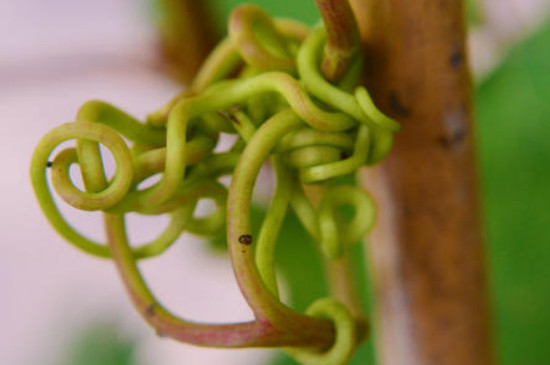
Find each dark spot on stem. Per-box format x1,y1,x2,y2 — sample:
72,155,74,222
238,234,253,245
450,52,463,69
436,130,465,149
46,161,53,168
146,303,156,317
389,90,411,117
437,129,466,149
218,107,241,126
450,42,463,69
217,110,230,119
437,107,467,149
228,113,240,125
156,330,166,338
228,106,242,124
340,151,350,160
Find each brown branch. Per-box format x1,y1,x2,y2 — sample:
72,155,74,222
314,0,361,82
349,0,495,364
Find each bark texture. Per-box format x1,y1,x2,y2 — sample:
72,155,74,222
349,0,494,364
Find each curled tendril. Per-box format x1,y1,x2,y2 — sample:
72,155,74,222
287,298,357,365
30,3,399,363
318,185,376,260
229,3,307,72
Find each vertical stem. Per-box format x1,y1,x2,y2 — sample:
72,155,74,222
314,0,360,81
309,0,366,326
350,0,494,364
155,0,218,83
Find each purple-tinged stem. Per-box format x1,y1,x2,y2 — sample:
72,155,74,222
314,0,360,82
104,212,334,348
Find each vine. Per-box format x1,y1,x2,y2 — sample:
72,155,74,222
30,3,399,364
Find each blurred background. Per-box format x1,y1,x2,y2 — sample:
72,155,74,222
1,0,549,364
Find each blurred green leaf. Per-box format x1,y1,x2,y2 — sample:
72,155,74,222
476,19,550,365
465,0,484,27
62,322,137,365
212,0,320,32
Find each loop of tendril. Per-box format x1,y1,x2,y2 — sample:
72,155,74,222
30,3,399,361
287,298,357,365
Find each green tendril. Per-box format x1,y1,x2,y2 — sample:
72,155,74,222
30,3,400,362
287,298,357,365
230,4,297,72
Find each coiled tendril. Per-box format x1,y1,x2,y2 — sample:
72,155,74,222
30,4,399,365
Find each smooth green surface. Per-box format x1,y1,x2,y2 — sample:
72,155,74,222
213,0,319,30
476,20,550,365
63,323,137,365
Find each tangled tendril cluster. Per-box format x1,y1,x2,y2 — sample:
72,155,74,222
30,4,399,364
